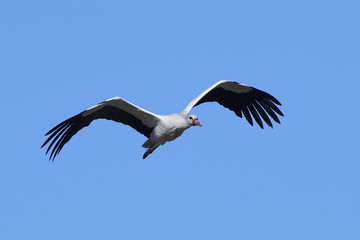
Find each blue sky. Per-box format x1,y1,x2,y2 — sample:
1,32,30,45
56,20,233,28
1,0,359,239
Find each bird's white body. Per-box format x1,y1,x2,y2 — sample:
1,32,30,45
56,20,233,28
42,80,283,160
143,113,190,148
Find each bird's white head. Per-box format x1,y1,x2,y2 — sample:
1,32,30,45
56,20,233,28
188,115,202,127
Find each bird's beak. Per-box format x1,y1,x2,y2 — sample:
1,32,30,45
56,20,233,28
193,119,202,127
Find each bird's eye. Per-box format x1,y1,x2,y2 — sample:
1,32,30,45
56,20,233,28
189,116,193,120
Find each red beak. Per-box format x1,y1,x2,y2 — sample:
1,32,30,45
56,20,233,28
193,119,202,127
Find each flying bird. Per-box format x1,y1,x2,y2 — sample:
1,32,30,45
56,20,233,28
42,80,283,160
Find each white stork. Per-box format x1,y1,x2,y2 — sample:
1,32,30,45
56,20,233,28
42,80,283,160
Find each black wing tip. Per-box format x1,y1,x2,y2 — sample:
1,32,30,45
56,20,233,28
46,154,56,162
42,120,73,161
42,113,85,161
247,89,284,128
41,144,57,161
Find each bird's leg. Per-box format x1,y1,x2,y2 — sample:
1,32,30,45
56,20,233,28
143,146,158,159
143,148,151,159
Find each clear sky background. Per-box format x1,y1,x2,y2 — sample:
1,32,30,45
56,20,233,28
1,1,359,239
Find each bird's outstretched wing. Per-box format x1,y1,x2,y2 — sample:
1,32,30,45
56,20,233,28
183,80,283,128
42,97,160,161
